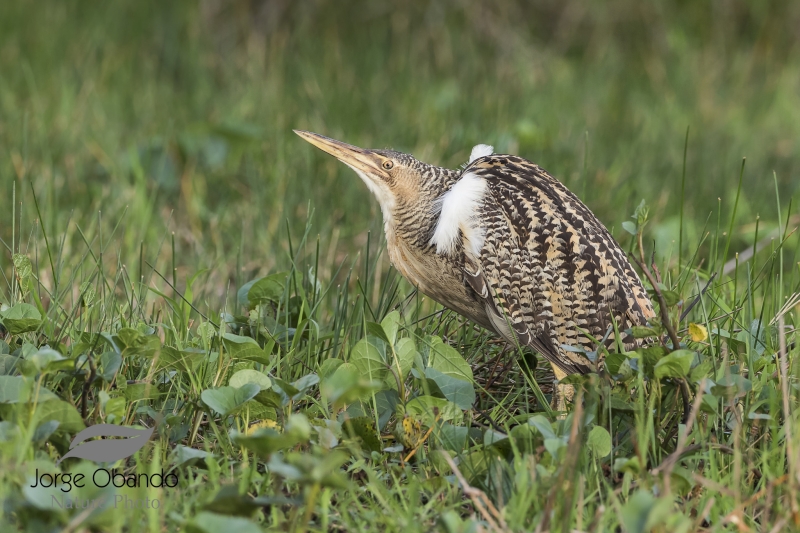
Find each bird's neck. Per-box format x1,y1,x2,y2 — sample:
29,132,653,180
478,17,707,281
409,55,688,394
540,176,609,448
385,167,460,251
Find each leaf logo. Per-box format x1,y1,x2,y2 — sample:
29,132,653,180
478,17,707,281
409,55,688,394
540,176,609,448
56,424,154,465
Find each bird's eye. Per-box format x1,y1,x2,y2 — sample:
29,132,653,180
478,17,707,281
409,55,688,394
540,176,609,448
382,160,394,170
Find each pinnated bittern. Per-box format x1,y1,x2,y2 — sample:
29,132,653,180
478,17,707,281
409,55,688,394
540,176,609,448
296,130,655,410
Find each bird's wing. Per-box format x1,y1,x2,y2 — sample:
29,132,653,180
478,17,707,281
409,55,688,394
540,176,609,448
461,155,655,375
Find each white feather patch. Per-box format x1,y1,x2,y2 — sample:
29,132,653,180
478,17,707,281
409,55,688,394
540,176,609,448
430,173,487,256
468,144,494,164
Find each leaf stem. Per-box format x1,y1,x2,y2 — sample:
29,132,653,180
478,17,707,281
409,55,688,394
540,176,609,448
633,230,691,423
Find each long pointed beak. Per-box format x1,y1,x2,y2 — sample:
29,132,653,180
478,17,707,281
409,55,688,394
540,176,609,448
294,130,385,176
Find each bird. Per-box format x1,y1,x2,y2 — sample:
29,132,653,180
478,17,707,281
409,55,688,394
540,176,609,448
295,130,655,411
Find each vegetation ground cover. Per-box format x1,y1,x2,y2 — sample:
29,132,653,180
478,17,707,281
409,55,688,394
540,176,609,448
1,1,799,531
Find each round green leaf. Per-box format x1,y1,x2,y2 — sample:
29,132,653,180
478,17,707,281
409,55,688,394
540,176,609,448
319,358,344,379
405,396,462,424
124,383,162,402
424,366,475,409
187,512,262,533
711,374,752,399
654,349,695,379
229,369,272,391
202,384,260,416
28,348,68,373
365,322,391,346
605,352,627,374
428,342,473,382
100,350,123,381
238,272,289,308
0,303,42,335
33,399,85,433
222,333,269,364
586,425,612,457
631,326,658,338
661,290,680,307
621,220,638,235
343,416,382,452
380,311,401,345
393,337,417,381
619,490,657,533
321,363,379,405
350,338,387,381
0,376,59,404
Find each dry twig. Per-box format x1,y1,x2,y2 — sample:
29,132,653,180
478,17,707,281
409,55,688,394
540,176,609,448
440,452,509,533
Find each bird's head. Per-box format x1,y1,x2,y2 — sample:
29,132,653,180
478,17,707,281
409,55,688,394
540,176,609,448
295,130,457,228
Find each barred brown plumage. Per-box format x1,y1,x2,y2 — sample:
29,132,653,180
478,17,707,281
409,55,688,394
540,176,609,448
296,130,656,410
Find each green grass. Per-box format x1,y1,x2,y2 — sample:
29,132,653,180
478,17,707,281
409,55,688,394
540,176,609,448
1,1,800,531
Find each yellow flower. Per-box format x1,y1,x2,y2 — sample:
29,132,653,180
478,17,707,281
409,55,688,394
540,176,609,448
399,415,423,449
688,323,708,342
247,419,279,434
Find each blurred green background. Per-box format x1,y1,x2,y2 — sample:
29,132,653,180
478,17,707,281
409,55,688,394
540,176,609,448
1,0,798,301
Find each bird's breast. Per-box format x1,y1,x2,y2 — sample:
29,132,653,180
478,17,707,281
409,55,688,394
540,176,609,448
387,235,492,329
